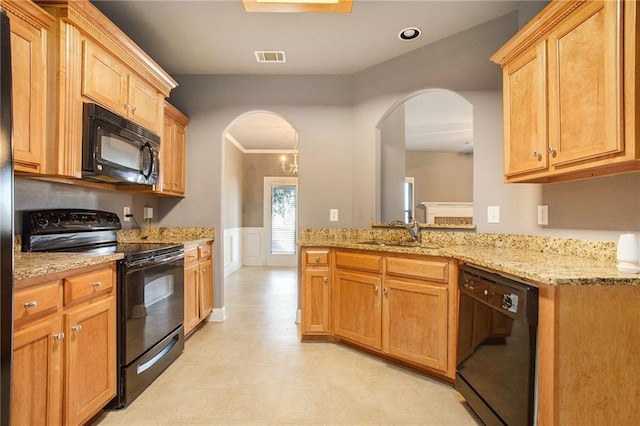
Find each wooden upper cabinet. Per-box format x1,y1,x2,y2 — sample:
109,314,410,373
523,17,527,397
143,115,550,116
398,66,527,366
159,102,188,196
492,0,639,183
82,40,128,117
82,40,162,132
503,43,548,178
547,1,622,167
128,74,162,131
2,0,54,175
37,0,177,179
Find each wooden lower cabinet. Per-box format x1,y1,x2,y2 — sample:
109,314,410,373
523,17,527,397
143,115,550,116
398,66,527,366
64,296,116,426
12,263,117,426
184,243,214,336
12,316,63,426
382,278,448,372
333,269,382,349
304,248,457,380
300,249,332,336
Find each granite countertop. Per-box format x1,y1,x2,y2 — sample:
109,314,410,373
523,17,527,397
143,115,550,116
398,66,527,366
299,231,640,286
14,252,124,282
14,226,215,282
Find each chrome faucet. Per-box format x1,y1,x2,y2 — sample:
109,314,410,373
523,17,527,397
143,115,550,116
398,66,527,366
390,219,421,243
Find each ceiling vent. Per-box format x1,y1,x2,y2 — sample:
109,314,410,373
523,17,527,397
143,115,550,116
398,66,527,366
255,51,286,63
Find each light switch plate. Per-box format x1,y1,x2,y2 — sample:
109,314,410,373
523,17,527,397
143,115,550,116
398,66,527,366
487,206,500,224
537,205,548,225
329,209,339,222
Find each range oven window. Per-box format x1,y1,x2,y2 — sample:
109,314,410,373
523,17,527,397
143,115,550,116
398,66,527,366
123,256,184,366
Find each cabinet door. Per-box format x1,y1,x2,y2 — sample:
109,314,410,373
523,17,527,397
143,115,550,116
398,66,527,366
301,269,331,335
10,15,46,174
382,279,448,372
333,270,382,350
82,41,128,117
64,296,116,426
160,119,175,193
171,122,187,195
547,0,623,167
184,262,200,335
503,42,548,178
199,258,213,321
128,74,161,131
12,316,63,426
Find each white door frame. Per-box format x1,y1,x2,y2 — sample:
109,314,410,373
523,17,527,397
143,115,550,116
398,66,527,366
263,176,298,267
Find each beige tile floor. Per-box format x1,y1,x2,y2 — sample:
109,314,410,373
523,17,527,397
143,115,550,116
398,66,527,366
93,266,480,425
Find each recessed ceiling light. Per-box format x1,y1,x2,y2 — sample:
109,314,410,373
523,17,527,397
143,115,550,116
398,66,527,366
399,27,421,41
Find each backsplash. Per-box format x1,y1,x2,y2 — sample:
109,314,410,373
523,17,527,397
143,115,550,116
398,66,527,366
298,228,617,262
117,227,215,243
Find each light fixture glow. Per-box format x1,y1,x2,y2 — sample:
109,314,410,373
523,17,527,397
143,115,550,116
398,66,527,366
280,132,299,175
242,0,352,13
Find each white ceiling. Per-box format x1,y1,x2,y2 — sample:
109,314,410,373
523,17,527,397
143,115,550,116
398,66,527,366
91,0,524,151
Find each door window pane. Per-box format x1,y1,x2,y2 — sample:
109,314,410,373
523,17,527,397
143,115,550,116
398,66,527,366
271,185,296,254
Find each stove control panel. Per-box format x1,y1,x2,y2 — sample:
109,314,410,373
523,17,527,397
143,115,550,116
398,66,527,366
23,209,122,234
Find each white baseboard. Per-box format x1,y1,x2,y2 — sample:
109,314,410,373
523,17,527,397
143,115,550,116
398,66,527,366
295,309,301,324
207,306,227,322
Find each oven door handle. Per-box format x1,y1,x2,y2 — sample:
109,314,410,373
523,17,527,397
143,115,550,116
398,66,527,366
125,252,184,269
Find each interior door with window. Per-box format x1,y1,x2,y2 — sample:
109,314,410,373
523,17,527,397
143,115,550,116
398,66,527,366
264,177,298,266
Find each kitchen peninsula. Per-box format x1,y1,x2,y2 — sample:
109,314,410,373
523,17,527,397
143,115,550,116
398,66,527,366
300,228,640,425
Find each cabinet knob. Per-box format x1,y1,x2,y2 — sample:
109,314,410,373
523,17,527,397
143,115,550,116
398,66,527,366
24,300,38,309
201,268,206,273
323,277,328,284
91,281,102,288
71,324,82,333
374,286,379,292
547,146,557,156
53,332,65,341
383,287,388,295
123,103,129,110
315,256,320,262
132,106,137,114
533,151,542,160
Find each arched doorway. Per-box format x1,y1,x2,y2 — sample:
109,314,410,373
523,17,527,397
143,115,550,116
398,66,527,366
221,111,299,278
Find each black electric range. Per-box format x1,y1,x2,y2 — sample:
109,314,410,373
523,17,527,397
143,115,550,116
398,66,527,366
21,208,186,408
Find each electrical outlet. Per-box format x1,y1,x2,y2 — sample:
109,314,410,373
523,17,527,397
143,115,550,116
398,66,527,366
329,209,339,222
537,205,549,225
487,206,500,224
123,206,131,222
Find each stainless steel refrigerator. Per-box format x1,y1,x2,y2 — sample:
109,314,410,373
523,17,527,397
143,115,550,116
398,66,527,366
0,9,14,426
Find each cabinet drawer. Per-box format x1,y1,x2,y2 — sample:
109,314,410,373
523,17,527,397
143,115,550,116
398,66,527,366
305,250,330,267
64,268,113,305
335,251,383,273
14,281,61,323
198,244,212,260
386,257,449,283
185,248,198,265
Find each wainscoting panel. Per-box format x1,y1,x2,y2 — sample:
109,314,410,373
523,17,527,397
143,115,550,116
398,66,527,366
244,227,266,266
224,228,243,277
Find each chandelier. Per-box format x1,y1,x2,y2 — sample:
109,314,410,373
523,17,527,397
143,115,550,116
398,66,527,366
280,132,298,175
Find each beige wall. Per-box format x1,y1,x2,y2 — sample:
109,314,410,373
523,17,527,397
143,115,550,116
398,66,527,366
406,151,473,207
223,138,244,229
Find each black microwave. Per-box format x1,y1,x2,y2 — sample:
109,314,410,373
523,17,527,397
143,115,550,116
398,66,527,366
82,103,160,185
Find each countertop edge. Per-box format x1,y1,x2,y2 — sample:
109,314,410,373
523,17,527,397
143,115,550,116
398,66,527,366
299,241,640,286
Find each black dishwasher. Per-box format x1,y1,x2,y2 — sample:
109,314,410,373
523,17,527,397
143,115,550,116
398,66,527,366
456,264,539,426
